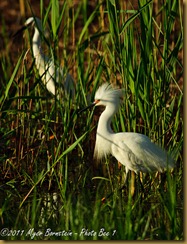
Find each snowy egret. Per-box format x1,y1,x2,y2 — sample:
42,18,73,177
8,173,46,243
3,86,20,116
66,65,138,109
13,17,74,98
80,83,174,180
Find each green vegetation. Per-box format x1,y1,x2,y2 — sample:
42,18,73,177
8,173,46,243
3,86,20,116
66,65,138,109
0,0,183,240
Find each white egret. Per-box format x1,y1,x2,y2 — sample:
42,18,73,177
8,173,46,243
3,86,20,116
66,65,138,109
80,83,174,181
14,17,74,98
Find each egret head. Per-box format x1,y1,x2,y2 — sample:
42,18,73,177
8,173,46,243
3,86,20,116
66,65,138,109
94,83,123,107
24,17,35,26
78,83,124,113
13,17,43,37
25,17,43,31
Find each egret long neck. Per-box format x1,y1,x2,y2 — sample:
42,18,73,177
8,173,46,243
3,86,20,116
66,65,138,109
97,105,117,135
32,27,46,72
94,104,117,160
32,27,42,56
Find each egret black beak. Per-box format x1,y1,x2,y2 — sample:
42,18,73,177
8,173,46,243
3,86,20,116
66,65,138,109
12,20,33,38
12,25,28,38
78,102,95,114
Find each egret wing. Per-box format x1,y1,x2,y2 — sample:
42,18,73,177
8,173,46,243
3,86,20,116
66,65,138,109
111,133,174,173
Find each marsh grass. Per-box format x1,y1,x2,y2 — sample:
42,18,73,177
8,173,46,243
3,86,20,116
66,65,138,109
0,0,183,240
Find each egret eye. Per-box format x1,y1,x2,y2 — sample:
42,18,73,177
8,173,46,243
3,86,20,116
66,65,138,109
94,99,100,105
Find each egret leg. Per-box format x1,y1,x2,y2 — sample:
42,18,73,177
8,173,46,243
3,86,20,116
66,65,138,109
124,169,129,184
101,169,129,203
119,169,129,190
137,172,144,192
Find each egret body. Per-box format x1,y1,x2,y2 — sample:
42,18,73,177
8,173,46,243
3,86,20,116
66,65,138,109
81,83,174,178
15,17,74,97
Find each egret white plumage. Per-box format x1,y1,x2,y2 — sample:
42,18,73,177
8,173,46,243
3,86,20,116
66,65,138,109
80,83,174,180
14,17,74,98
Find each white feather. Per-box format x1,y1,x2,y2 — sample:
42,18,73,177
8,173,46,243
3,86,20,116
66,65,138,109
93,83,174,175
24,17,74,97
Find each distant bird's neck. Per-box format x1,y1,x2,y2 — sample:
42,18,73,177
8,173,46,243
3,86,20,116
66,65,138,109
32,27,47,72
32,27,43,58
